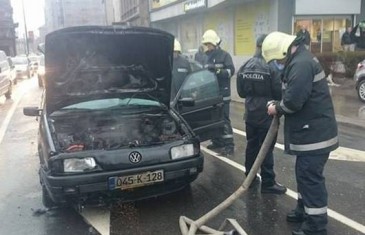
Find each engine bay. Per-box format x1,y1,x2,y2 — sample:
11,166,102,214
50,111,184,152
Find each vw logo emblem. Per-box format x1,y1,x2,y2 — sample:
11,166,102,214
129,151,142,164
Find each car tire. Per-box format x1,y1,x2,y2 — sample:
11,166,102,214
357,80,365,103
42,185,56,208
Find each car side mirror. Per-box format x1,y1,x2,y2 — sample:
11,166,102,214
178,97,195,107
23,107,41,116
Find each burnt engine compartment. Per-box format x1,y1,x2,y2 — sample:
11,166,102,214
50,111,184,152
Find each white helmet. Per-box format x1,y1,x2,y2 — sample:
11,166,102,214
202,29,221,46
261,31,297,62
174,39,182,52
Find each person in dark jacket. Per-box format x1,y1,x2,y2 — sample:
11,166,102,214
171,39,191,99
297,25,311,50
341,27,355,51
237,34,287,194
202,29,235,156
262,31,339,235
194,45,208,65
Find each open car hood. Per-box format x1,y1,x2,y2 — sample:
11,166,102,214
44,26,174,114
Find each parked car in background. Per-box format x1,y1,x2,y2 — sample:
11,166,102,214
354,60,365,102
0,50,12,99
28,54,40,76
23,26,224,208
37,55,45,87
12,56,31,83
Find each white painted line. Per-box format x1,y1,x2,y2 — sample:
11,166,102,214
201,146,365,234
80,206,110,235
0,93,25,144
233,128,365,162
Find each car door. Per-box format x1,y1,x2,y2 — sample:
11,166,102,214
174,69,224,142
0,61,8,95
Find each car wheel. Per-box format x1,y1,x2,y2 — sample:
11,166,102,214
358,80,365,103
42,185,56,208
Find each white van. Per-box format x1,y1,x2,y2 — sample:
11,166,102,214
0,50,12,99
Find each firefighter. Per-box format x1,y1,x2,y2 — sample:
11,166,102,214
262,31,339,235
236,34,287,194
171,39,191,99
202,29,235,156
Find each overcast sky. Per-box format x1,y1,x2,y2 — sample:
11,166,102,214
11,0,45,36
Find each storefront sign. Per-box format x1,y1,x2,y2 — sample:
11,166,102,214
184,0,206,12
151,0,179,10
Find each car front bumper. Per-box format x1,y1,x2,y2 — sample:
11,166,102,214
41,155,203,204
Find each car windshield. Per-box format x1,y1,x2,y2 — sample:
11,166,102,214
12,57,28,65
59,98,162,111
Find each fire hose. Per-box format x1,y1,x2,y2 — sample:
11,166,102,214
179,115,280,235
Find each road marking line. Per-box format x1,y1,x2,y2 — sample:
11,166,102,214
80,207,110,235
233,128,365,162
0,93,25,145
201,146,365,234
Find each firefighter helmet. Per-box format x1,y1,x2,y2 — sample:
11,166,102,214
261,31,297,62
201,29,221,46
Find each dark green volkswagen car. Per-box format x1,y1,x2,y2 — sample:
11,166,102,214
23,26,224,208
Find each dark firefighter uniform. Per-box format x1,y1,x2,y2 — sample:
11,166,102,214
274,44,338,235
236,44,284,192
205,47,235,154
171,54,191,99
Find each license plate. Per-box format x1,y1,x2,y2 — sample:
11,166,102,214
109,170,164,190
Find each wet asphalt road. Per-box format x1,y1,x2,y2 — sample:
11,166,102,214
0,78,364,235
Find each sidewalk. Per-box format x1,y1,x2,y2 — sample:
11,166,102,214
230,75,365,130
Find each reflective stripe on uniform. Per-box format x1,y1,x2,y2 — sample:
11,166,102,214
298,193,302,199
223,96,231,101
222,134,233,139
304,206,327,215
280,100,295,113
215,63,224,69
313,71,325,82
226,69,232,77
282,83,287,90
290,136,338,152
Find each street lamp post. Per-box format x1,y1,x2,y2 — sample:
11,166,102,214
21,0,29,55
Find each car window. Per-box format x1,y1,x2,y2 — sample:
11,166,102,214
60,98,161,110
179,70,219,101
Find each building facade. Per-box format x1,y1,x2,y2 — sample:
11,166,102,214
44,0,106,33
105,0,150,26
149,0,365,68
0,0,17,56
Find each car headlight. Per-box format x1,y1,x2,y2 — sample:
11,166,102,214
171,144,195,160
64,157,96,173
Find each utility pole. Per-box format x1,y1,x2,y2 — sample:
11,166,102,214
21,0,29,55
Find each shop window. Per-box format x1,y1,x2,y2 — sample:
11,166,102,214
294,17,352,53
